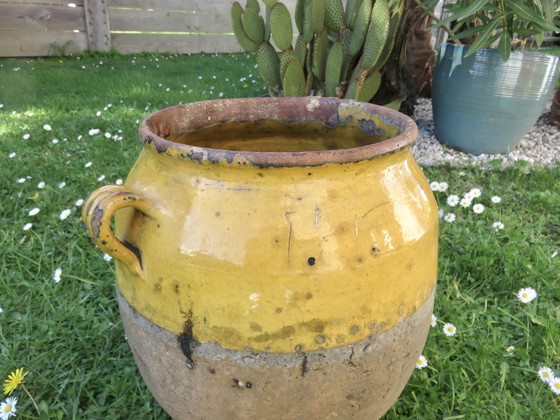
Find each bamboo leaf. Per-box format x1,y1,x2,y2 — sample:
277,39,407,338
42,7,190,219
416,0,440,17
500,30,511,62
448,22,494,41
508,0,559,31
541,0,555,22
463,18,501,57
514,28,543,35
431,0,489,28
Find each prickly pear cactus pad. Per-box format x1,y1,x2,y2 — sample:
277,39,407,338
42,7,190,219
231,0,404,104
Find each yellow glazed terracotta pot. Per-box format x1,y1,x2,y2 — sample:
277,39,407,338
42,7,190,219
83,97,438,420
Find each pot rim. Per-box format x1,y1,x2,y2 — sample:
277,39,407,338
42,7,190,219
138,97,418,168
439,42,560,61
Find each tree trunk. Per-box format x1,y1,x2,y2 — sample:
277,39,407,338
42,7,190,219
374,0,435,116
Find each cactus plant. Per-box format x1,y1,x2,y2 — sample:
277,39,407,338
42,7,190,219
231,0,405,103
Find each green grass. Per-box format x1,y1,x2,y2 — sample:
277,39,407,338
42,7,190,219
0,53,559,419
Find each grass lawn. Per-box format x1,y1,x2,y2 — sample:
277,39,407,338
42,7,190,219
0,53,559,419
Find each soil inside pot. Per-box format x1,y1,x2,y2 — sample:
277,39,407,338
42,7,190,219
165,120,393,153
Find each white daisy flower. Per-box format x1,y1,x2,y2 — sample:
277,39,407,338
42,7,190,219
415,355,428,369
429,181,440,191
51,138,59,144
549,377,560,395
43,124,52,131
491,196,501,203
459,197,472,208
0,307,3,313
88,128,100,136
22,133,30,140
538,366,554,383
0,396,17,419
53,268,62,283
103,253,113,262
506,346,515,354
115,179,123,185
104,132,111,138
444,213,456,223
58,181,66,189
75,199,84,207
22,223,33,231
469,188,482,198
552,251,558,258
438,209,444,218
84,161,92,168
8,152,16,158
463,192,475,201
431,314,437,327
437,182,449,192
59,209,71,220
473,203,485,214
493,222,504,231
37,181,46,189
97,175,105,182
96,111,102,116
446,195,460,207
17,178,26,184
517,287,537,303
28,208,40,216
443,323,457,337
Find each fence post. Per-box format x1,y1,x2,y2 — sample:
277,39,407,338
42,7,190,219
84,0,111,51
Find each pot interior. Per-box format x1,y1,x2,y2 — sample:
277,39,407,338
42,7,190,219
140,98,417,166
165,119,393,153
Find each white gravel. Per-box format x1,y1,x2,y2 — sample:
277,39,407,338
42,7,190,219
411,98,560,168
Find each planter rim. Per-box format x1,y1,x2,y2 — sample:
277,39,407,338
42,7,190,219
139,97,418,168
439,43,560,61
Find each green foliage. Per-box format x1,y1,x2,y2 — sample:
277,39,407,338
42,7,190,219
231,0,405,103
0,52,265,418
423,0,560,61
1,54,559,418
384,164,560,418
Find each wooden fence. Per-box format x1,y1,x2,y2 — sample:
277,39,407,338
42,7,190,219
0,0,297,57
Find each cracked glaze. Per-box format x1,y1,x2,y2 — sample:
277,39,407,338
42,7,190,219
104,97,439,353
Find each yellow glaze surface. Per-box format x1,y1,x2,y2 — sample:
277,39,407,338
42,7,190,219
111,144,438,353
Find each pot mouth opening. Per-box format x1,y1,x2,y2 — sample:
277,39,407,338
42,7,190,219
139,97,418,167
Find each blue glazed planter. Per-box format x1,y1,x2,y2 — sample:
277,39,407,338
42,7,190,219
432,44,560,155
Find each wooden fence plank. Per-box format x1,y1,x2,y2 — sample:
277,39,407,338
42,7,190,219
111,33,244,54
0,0,300,57
0,4,85,31
0,0,84,5
84,0,111,51
109,0,298,14
109,8,232,33
110,0,222,11
0,30,86,56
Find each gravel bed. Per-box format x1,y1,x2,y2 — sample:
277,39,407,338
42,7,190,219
410,98,560,168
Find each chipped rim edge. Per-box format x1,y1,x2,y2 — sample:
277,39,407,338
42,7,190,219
138,97,418,168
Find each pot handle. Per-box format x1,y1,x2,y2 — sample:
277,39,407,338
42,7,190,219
82,185,158,278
